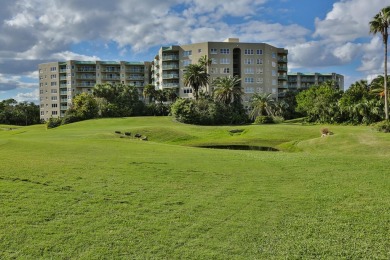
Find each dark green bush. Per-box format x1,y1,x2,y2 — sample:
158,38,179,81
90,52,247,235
46,117,62,129
254,116,274,124
375,120,390,133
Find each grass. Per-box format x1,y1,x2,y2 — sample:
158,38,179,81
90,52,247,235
0,117,390,259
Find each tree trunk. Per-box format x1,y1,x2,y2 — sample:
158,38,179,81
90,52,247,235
385,34,389,120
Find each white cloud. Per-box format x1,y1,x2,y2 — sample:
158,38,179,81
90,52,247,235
14,89,39,103
313,0,389,42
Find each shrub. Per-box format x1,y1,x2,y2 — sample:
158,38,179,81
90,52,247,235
124,132,131,136
115,131,121,134
46,117,62,129
272,116,284,124
375,120,390,133
254,116,274,124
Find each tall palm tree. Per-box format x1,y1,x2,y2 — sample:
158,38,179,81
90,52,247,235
183,64,209,100
212,76,242,106
143,84,156,103
198,55,212,71
249,93,275,120
370,6,390,120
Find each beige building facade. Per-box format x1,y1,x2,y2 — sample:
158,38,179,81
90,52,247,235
152,38,288,107
287,72,344,90
39,60,150,121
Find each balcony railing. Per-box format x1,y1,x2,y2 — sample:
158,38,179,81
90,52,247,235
101,76,120,80
278,75,287,80
162,65,179,70
278,65,287,71
128,76,144,80
77,75,96,79
78,83,95,87
162,55,179,61
60,106,68,110
162,74,179,79
278,57,288,63
162,83,179,88
60,98,68,102
60,84,67,88
77,68,96,72
60,91,67,95
127,69,144,73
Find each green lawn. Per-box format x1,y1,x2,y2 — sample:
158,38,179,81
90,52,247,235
1,117,389,259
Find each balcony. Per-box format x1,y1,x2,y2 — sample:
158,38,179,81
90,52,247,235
127,69,144,73
278,84,288,89
162,83,179,88
77,75,96,79
162,74,179,79
128,76,144,80
278,57,288,63
162,64,179,70
278,75,287,80
60,106,68,110
103,68,120,72
59,76,67,80
101,76,120,80
59,69,67,73
78,83,95,87
162,55,179,61
278,65,287,71
60,98,68,102
60,84,67,88
77,67,96,72
60,91,67,95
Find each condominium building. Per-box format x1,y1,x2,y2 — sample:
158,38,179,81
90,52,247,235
287,72,344,91
151,38,288,106
38,38,288,120
38,60,151,121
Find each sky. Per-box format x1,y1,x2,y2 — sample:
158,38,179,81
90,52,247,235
1,0,390,103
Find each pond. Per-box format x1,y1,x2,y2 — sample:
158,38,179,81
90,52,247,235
197,145,279,151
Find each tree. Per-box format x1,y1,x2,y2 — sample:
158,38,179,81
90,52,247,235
183,64,209,100
370,6,390,120
71,92,99,120
198,55,212,71
296,84,343,123
164,88,178,102
212,76,242,106
143,84,157,103
249,93,275,120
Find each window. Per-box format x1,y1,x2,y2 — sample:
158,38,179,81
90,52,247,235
244,68,254,74
272,53,276,58
184,88,192,94
211,58,217,64
256,59,263,65
198,49,202,53
210,48,217,54
183,50,192,57
244,49,254,55
272,70,277,76
40,111,44,115
272,79,277,86
272,61,276,67
257,78,263,83
50,67,57,71
40,83,43,87
245,77,254,83
183,60,192,66
244,58,254,65
51,89,57,93
51,96,57,101
220,58,230,64
39,76,43,80
245,87,254,93
52,111,58,115
256,68,263,74
40,90,44,94
220,48,230,54
51,104,58,108
50,74,57,79
220,68,230,74
51,82,57,86
210,67,218,74
256,49,263,55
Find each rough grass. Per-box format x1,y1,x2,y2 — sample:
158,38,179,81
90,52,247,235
0,117,389,259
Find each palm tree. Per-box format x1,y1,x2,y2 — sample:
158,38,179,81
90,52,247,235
370,75,390,99
249,93,275,120
370,6,390,120
212,76,242,106
183,64,209,100
198,55,212,71
164,88,178,102
143,84,156,103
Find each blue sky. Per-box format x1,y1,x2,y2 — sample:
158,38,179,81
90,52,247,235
0,0,389,103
